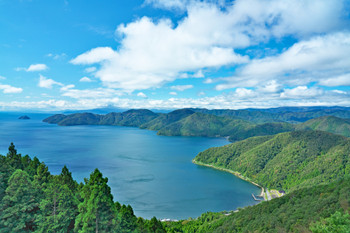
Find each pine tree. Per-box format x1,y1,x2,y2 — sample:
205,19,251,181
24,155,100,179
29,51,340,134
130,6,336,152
75,168,117,232
37,176,78,233
59,165,78,192
0,169,39,231
117,204,138,232
6,142,23,170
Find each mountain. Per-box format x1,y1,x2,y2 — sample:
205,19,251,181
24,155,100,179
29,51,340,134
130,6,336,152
140,109,195,130
166,177,350,232
194,130,350,192
190,107,350,123
296,115,350,137
43,109,159,127
156,112,293,140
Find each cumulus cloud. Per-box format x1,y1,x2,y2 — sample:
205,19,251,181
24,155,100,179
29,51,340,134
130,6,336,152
79,77,93,82
38,75,63,89
71,0,347,92
0,75,6,80
170,85,193,91
169,92,177,95
216,32,350,90
0,84,23,94
70,47,116,65
17,64,48,72
137,92,147,98
319,73,350,87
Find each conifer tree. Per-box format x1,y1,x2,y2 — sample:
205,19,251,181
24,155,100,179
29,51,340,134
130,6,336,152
0,169,39,231
6,142,23,170
75,168,117,232
37,176,78,233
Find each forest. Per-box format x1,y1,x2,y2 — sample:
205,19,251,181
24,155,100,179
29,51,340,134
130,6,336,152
0,143,166,233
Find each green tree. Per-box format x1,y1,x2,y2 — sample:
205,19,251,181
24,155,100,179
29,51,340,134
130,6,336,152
37,176,78,233
310,211,350,233
59,165,78,192
0,169,39,232
6,142,23,170
116,204,138,232
75,168,117,232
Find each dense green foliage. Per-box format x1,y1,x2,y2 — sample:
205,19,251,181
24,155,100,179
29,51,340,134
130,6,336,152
296,115,350,137
140,109,195,130
195,130,350,191
43,109,159,127
190,107,350,123
0,144,166,233
165,177,350,232
45,109,294,141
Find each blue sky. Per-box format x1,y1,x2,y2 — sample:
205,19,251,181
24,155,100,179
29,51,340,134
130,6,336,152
0,0,350,111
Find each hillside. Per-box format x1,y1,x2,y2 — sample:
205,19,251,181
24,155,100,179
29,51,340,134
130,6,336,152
44,109,294,141
296,115,350,137
195,130,350,191
0,144,166,233
140,109,195,130
190,107,350,123
156,112,293,140
165,177,350,232
44,109,159,127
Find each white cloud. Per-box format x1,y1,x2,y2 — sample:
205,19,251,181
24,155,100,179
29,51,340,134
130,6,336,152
169,92,177,95
137,92,147,98
61,88,124,99
193,70,204,78
79,77,93,82
60,84,75,92
234,88,255,98
38,75,63,89
27,64,48,72
84,67,97,73
0,75,6,80
2,86,349,111
319,73,350,87
16,64,48,72
216,32,350,90
47,53,66,60
170,84,193,91
72,0,347,92
70,47,116,65
0,84,23,94
280,86,324,98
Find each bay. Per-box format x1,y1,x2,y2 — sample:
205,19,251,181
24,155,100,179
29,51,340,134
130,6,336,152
0,112,260,219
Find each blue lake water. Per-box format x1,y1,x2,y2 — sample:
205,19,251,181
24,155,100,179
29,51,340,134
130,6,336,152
0,112,260,219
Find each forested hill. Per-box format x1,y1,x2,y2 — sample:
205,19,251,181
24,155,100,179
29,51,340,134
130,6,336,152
190,106,350,123
43,109,160,127
165,177,350,232
43,109,294,141
194,130,350,192
0,143,166,232
296,115,350,137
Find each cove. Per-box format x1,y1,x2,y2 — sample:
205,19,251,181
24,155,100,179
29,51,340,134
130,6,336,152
0,112,261,219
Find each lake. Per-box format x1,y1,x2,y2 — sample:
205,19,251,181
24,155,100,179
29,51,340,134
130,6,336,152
0,112,260,219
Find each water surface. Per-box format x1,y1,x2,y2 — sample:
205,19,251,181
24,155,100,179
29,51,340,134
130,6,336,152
0,112,260,219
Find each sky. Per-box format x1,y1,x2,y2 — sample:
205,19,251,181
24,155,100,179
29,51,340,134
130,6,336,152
0,0,350,111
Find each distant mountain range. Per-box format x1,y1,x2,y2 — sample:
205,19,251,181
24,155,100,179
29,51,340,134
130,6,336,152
43,107,350,140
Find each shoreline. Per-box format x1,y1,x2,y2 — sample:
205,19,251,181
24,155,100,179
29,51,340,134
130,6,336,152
192,159,265,200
